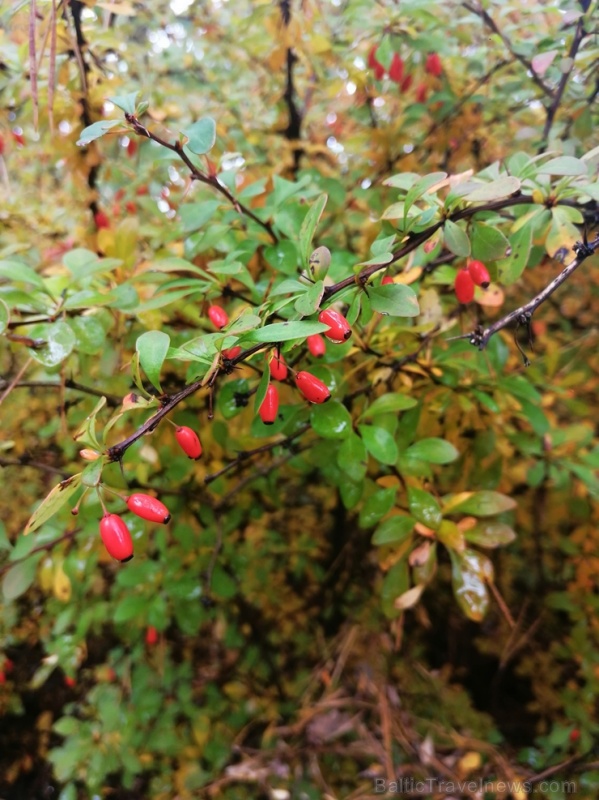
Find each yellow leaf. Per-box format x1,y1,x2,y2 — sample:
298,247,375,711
53,561,71,603
457,750,482,776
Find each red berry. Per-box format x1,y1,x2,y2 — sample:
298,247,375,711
64,676,76,688
175,426,202,460
126,139,138,157
4,659,14,673
307,334,326,358
454,269,475,304
208,305,229,329
115,188,126,201
145,626,158,646
100,514,134,562
259,383,279,425
268,353,288,381
222,345,242,361
126,493,171,524
136,184,149,196
389,53,404,84
382,276,394,286
94,210,110,229
569,729,580,743
467,260,491,289
12,130,25,146
425,52,443,77
0,135,4,156
296,371,331,404
400,74,413,93
415,83,428,103
125,201,137,214
318,308,352,343
0,672,5,685
368,45,385,80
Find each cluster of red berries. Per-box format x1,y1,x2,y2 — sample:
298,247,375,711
98,493,171,563
454,260,491,304
367,46,443,98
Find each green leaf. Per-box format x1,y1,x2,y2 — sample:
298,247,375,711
443,220,471,257
183,117,217,155
337,433,368,481
367,284,419,317
405,438,459,464
0,259,47,289
113,595,149,624
450,549,493,621
358,425,398,465
470,222,511,262
264,241,299,275
407,487,442,530
299,193,327,267
136,331,170,392
310,401,353,439
537,156,588,176
496,224,532,285
24,474,82,536
359,486,397,528
403,172,447,221
361,393,417,418
244,320,329,343
464,521,517,548
76,119,120,146
219,379,250,420
444,490,516,517
2,555,43,601
28,321,76,368
73,397,107,450
381,559,409,618
109,91,139,114
294,280,324,317
372,514,415,546
0,298,9,333
464,176,521,202
81,457,105,488
253,369,270,415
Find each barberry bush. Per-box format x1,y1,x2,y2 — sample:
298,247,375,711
1,0,598,797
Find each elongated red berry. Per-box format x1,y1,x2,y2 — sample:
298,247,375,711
175,426,202,460
145,626,158,646
296,371,331,404
100,514,134,562
368,45,385,80
415,83,428,103
222,345,242,361
268,353,288,381
208,305,228,329
64,676,76,688
454,269,475,304
425,52,443,77
382,276,394,286
318,308,352,343
389,53,404,84
259,383,279,425
126,493,171,524
94,210,110,229
400,74,413,92
307,334,326,358
468,260,491,289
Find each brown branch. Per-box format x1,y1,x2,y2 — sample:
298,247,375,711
0,378,120,407
124,113,278,243
0,456,69,478
462,1,554,99
458,233,599,355
0,530,79,577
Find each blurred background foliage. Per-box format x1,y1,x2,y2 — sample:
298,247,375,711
1,0,599,798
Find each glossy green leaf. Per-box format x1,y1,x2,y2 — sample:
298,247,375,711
537,156,588,176
73,397,107,451
444,490,516,517
28,321,76,368
496,223,532,285
310,401,352,439
367,284,419,317
464,176,521,202
113,595,149,624
450,549,493,621
359,486,396,529
76,119,120,146
299,193,327,267
407,487,442,530
337,433,368,481
81,457,105,488
361,393,417,418
24,474,83,535
264,241,299,275
339,478,363,510
358,425,398,465
464,521,517,548
372,515,415,546
2,555,43,601
136,331,170,392
471,222,511,262
0,298,9,334
403,172,447,220
183,117,216,154
295,280,324,317
443,220,471,257
219,379,250,420
109,91,139,114
406,438,459,464
245,320,329,342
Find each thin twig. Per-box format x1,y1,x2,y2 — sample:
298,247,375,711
0,457,69,478
0,357,32,407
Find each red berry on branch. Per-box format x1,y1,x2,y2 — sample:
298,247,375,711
126,493,171,524
425,52,443,77
100,514,134,562
389,53,404,84
136,184,149,196
569,729,580,743
368,45,385,80
382,276,394,286
0,672,5,685
222,345,242,360
208,305,229,329
259,383,279,425
126,139,138,157
318,308,352,343
268,354,288,381
4,659,14,673
64,676,76,688
415,83,428,103
307,334,326,358
467,260,491,288
400,74,413,93
125,201,137,214
454,269,475,304
145,626,158,646
296,371,331,404
94,210,110,229
175,426,202,460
